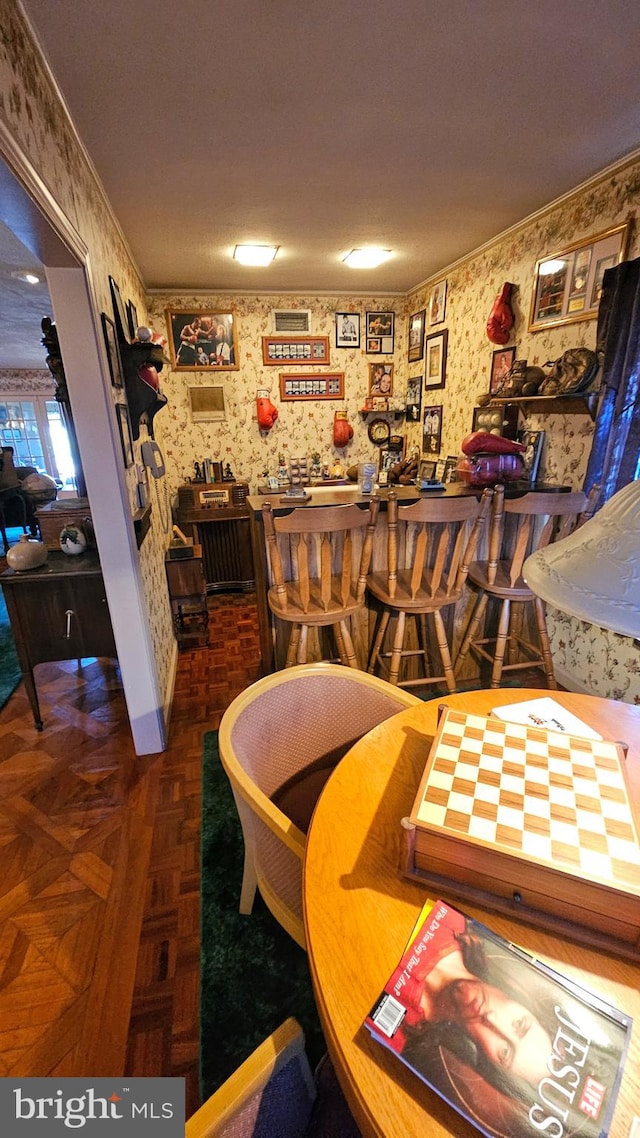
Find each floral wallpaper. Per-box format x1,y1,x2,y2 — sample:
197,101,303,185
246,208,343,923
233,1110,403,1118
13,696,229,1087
147,293,408,494
405,163,640,703
0,369,53,392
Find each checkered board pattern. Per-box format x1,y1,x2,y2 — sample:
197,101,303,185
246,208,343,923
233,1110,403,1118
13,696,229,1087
411,707,640,892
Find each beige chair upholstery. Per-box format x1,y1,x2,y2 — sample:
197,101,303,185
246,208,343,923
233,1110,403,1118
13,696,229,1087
262,497,379,667
218,663,421,948
185,1017,316,1137
455,484,599,688
366,488,492,691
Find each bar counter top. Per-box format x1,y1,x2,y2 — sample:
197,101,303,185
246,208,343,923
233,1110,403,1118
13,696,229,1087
247,479,570,515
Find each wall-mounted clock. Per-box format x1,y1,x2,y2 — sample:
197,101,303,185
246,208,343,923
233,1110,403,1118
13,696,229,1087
368,417,390,445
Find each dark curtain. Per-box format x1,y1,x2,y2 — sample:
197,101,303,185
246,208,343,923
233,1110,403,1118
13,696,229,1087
584,255,640,500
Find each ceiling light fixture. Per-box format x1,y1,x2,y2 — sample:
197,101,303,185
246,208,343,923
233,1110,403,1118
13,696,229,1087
11,270,41,285
343,248,392,269
233,244,278,266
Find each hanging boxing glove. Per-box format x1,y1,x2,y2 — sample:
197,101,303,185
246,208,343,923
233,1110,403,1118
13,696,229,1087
333,410,353,448
256,390,278,432
487,282,515,345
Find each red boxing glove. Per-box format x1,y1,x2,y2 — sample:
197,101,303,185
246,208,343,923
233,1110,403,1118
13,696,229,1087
333,411,353,448
137,363,160,392
487,282,515,345
257,394,278,431
461,431,526,456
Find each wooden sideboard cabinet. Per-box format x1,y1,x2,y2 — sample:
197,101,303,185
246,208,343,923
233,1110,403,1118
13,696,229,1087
0,550,117,730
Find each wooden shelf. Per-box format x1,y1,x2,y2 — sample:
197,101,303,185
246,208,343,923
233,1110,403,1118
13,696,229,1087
489,392,599,420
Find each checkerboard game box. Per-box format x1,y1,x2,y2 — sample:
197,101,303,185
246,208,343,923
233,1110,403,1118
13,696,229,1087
402,707,640,957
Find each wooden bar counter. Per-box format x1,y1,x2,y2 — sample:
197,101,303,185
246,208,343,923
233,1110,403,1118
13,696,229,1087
247,481,571,674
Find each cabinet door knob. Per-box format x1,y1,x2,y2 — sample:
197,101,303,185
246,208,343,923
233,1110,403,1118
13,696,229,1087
65,609,74,638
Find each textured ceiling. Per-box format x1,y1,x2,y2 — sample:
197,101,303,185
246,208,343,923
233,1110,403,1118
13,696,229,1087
2,0,640,367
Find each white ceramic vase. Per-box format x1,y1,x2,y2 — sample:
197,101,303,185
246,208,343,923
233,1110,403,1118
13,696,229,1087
59,525,87,556
6,534,48,571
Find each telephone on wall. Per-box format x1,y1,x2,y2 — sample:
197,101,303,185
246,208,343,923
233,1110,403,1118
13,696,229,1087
141,440,166,479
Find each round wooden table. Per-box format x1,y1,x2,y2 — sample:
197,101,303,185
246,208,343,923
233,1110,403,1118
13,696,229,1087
302,689,640,1138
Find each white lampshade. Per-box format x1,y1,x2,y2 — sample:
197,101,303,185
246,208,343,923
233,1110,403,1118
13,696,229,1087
523,479,640,639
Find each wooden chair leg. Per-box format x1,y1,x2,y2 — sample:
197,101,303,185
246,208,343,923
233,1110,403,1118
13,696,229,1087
433,610,457,693
507,603,524,666
418,612,430,679
296,624,309,664
455,591,488,674
286,625,301,667
533,596,558,689
491,599,511,688
388,611,406,686
367,609,390,674
337,619,358,668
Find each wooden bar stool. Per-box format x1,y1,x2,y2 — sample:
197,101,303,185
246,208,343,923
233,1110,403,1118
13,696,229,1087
366,488,491,691
455,484,599,689
262,496,380,668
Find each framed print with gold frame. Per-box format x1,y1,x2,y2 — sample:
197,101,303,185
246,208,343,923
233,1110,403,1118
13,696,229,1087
528,221,632,332
166,309,238,370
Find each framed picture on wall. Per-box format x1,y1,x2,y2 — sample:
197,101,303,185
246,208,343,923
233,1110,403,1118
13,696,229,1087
528,221,631,332
405,374,422,421
424,329,448,390
166,309,239,370
126,300,138,340
428,280,447,326
422,404,443,455
335,312,360,348
366,311,394,353
115,402,134,468
490,345,516,394
408,309,426,362
101,313,124,388
368,362,394,397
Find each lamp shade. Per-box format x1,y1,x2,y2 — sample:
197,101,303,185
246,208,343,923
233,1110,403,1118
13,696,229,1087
523,479,640,639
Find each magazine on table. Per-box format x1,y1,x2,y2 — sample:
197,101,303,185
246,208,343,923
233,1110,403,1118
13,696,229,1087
490,696,602,740
365,900,631,1138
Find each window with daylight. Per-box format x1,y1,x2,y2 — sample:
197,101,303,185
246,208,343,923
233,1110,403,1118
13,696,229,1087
0,395,77,494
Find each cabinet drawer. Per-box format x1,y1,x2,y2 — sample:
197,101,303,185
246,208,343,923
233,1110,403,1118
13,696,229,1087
9,576,116,664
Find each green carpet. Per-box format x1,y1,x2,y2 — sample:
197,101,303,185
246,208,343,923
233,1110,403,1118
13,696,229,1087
0,589,21,711
200,731,325,1102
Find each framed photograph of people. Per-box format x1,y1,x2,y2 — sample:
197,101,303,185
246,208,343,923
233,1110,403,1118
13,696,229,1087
419,459,437,481
422,404,443,455
335,312,360,348
490,345,516,394
442,455,458,483
428,280,447,326
101,313,124,388
408,309,426,362
424,329,448,390
115,402,134,468
368,362,394,397
379,438,404,474
528,221,631,332
405,374,422,421
166,309,239,370
518,429,545,482
366,311,395,354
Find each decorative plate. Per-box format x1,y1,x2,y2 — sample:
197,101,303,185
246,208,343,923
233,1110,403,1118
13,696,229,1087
368,417,390,445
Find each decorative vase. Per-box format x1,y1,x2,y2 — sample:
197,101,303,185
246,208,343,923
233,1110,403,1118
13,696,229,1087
59,525,87,556
6,534,48,571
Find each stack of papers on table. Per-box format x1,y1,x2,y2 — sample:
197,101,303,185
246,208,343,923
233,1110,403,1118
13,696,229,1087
490,695,602,739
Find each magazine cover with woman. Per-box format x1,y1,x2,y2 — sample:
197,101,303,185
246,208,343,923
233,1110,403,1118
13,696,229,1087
365,900,631,1138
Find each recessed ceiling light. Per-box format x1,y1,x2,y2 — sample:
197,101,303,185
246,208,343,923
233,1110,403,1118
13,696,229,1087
11,270,41,285
343,248,392,269
233,244,278,266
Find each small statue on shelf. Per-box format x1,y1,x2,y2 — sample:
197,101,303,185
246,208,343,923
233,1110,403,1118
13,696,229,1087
223,463,235,481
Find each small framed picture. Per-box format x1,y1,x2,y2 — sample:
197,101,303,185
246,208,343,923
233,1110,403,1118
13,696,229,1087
368,363,394,397
405,374,422,421
379,440,404,474
126,300,138,340
366,311,395,354
115,402,134,468
424,330,448,390
335,312,360,348
408,309,426,363
419,459,437,481
442,455,458,483
101,312,124,388
109,276,130,343
518,429,545,482
490,345,516,394
428,280,447,326
422,404,443,455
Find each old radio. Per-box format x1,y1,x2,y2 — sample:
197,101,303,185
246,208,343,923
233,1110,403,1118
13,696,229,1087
177,481,248,510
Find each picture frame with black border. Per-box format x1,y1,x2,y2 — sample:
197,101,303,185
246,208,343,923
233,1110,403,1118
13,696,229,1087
335,312,360,348
422,403,442,455
405,374,422,421
109,275,130,344
116,402,134,468
101,312,124,388
424,330,448,390
518,428,545,482
442,455,458,483
408,308,426,362
126,300,139,340
366,311,394,354
490,345,516,394
419,459,437,481
379,438,404,474
166,308,239,370
428,280,447,326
